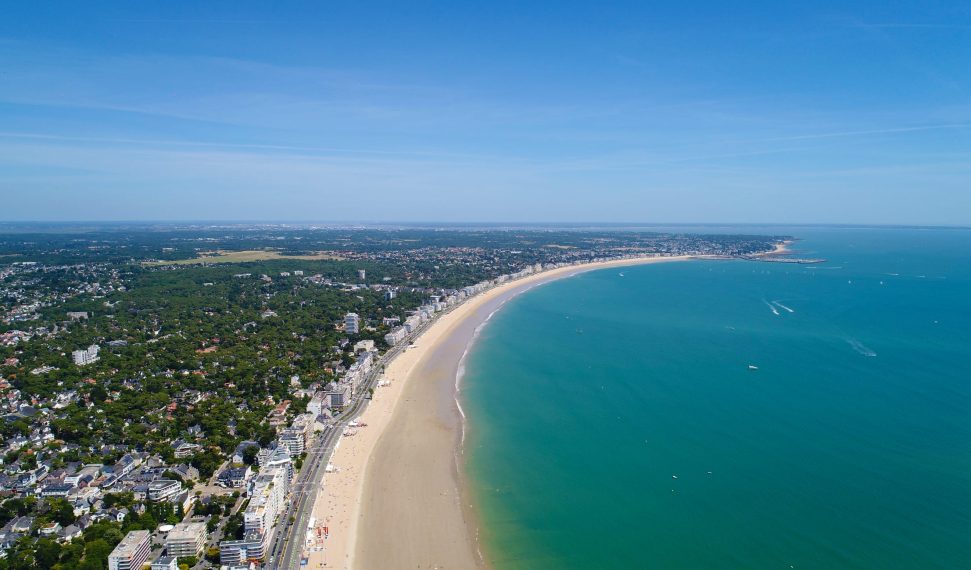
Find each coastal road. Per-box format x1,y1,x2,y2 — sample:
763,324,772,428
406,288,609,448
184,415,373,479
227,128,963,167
268,310,454,570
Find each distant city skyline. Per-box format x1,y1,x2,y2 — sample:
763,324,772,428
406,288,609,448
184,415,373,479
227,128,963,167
2,1,970,224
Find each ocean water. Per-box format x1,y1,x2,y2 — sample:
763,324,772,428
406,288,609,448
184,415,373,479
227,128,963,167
463,228,971,569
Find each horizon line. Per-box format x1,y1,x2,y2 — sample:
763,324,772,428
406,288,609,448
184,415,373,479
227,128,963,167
0,220,969,230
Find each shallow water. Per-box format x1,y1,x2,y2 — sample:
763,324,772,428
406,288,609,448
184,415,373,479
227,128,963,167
464,227,971,569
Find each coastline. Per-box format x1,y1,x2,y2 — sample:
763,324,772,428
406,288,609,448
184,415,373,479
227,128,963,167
308,254,694,569
758,239,793,257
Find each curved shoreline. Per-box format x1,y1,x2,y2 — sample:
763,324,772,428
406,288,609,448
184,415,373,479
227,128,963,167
308,254,696,569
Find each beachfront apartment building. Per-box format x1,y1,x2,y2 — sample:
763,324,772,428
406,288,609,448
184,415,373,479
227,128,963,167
279,428,306,456
384,326,407,346
291,412,315,438
72,344,100,366
403,314,422,333
108,530,151,570
342,351,374,395
279,413,314,456
326,385,350,410
244,465,289,535
220,529,265,565
237,464,289,559
461,281,489,299
344,312,360,334
307,391,329,416
165,521,208,558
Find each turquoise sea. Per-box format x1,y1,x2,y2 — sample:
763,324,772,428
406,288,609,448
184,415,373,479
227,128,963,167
463,227,971,569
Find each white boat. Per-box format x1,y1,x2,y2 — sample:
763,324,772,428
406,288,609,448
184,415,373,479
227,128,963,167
748,364,759,370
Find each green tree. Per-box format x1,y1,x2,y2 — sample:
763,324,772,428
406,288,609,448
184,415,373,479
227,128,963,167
34,538,61,568
242,445,259,465
80,539,113,570
47,498,76,526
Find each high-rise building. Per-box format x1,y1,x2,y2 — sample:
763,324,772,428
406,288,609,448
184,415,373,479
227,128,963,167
357,269,366,281
344,312,360,334
108,530,151,570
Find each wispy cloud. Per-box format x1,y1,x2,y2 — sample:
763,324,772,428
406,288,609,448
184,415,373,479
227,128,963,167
853,23,971,30
104,19,281,24
0,132,535,163
757,122,971,142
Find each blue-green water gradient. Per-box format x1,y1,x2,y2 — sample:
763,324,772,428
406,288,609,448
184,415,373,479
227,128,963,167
463,228,971,569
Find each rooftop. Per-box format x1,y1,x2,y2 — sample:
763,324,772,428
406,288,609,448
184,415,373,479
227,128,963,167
167,521,207,541
110,529,150,558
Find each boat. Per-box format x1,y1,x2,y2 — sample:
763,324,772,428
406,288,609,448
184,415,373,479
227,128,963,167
748,364,759,370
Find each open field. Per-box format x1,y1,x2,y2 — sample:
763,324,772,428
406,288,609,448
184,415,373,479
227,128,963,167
144,249,343,265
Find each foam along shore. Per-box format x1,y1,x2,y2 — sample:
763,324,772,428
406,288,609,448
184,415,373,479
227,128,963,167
307,254,694,569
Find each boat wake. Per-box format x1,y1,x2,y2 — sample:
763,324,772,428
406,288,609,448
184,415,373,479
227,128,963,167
763,299,780,316
846,338,877,357
772,300,795,313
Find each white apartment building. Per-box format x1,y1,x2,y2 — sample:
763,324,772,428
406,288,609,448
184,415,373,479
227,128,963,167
384,326,407,346
108,530,151,570
344,312,360,334
165,522,207,558
403,315,422,333
307,392,329,416
147,479,181,502
72,344,100,366
243,465,289,547
279,429,305,456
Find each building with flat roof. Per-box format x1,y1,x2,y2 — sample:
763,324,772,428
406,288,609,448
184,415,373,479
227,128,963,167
326,385,350,410
151,556,178,570
279,428,306,456
219,529,265,565
147,479,181,502
307,391,329,416
108,529,151,570
344,312,360,334
72,344,100,366
165,521,207,558
243,465,288,537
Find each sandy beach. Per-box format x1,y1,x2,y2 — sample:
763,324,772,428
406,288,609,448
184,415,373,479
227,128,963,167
307,254,694,569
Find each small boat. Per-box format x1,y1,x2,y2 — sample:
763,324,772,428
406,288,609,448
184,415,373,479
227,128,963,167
619,272,625,277
748,364,759,370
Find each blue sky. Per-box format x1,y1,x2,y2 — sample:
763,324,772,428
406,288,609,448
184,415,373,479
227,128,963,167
2,1,970,224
